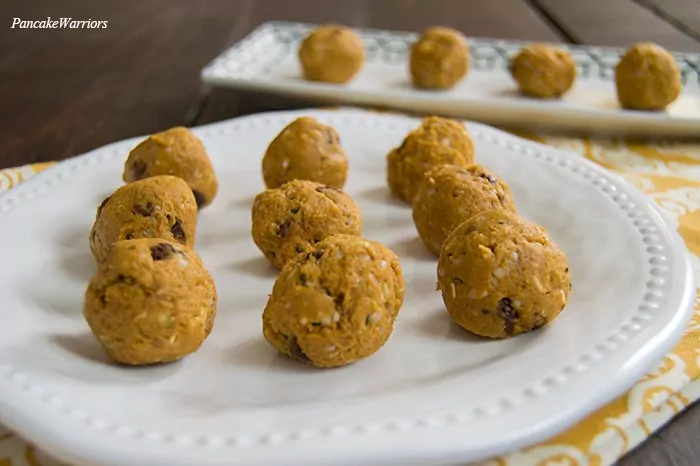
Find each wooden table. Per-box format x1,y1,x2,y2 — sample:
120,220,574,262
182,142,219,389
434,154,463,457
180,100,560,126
1,1,699,464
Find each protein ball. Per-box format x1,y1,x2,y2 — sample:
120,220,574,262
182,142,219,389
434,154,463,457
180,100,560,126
615,42,681,110
387,116,474,204
90,175,197,264
410,26,469,90
438,209,571,339
252,180,362,269
262,234,405,368
123,126,218,208
298,24,365,84
412,164,517,255
262,116,348,189
510,43,577,98
84,238,218,365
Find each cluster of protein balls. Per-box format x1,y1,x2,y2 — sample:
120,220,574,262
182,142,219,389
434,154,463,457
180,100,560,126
254,114,572,369
386,116,572,340
80,114,573,370
84,127,220,366
253,117,405,368
299,23,682,110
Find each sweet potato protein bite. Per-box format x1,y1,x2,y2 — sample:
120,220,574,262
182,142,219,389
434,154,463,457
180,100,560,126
262,234,405,368
387,116,474,204
615,42,682,110
84,238,217,365
298,24,365,84
89,175,197,264
510,43,577,98
412,164,517,255
409,26,470,90
251,180,362,269
437,209,571,339
123,126,218,208
262,116,349,189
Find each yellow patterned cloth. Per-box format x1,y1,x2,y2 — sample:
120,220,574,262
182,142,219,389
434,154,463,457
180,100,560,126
1,135,699,465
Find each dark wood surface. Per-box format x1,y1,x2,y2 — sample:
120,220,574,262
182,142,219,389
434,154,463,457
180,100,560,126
534,0,700,51
1,1,699,464
637,0,700,43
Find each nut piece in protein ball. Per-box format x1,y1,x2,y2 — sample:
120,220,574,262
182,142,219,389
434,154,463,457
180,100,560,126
510,43,576,98
410,26,470,90
252,180,362,269
437,209,571,339
83,238,218,365
262,116,348,189
90,175,197,264
262,234,405,368
387,116,474,204
298,24,365,84
412,164,517,255
123,126,218,208
615,42,681,111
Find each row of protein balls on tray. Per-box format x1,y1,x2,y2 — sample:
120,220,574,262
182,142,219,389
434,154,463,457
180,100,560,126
299,24,682,110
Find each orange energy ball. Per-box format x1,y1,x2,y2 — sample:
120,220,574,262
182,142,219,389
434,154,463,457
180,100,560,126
615,42,682,110
409,27,470,90
298,24,365,84
510,43,577,98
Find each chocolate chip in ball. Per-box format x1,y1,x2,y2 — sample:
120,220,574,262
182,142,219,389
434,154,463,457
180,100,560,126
129,160,148,180
498,298,520,336
277,220,292,238
150,243,177,261
133,202,154,217
170,218,186,243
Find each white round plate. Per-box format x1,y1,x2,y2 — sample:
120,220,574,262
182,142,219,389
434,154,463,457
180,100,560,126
0,109,694,466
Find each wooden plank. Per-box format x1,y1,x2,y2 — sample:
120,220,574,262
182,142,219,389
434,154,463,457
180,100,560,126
196,0,565,126
534,0,700,51
637,0,700,43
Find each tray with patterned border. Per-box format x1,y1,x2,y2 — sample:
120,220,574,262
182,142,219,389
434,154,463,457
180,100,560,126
201,21,700,136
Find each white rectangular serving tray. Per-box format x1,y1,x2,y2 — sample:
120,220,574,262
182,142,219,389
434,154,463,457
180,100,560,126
201,21,700,136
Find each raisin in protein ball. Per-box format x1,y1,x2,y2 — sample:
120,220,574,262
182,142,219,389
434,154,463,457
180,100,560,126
438,209,571,339
262,117,349,189
410,27,470,90
412,164,517,255
90,175,197,264
298,24,365,84
123,126,218,208
252,180,362,269
262,235,405,368
510,43,576,98
615,42,681,110
387,116,474,204
84,238,217,365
